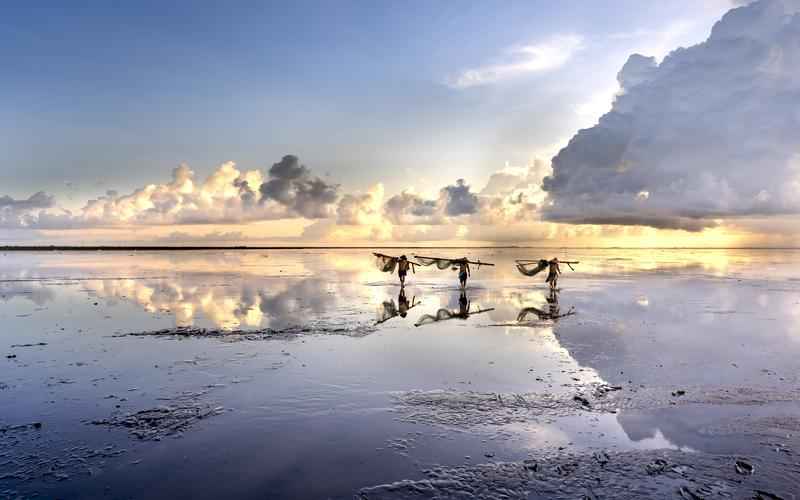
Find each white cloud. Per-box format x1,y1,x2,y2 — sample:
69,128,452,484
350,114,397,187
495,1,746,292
382,165,547,228
543,0,800,231
449,35,584,89
573,85,619,122
0,155,555,244
1,156,341,230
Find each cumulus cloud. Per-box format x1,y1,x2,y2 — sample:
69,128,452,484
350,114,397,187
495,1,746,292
0,192,54,211
383,170,544,227
542,0,800,231
78,161,264,226
382,179,481,223
0,192,58,229
2,156,549,242
442,179,479,216
0,155,342,230
336,184,385,226
482,159,550,196
384,191,439,224
259,155,339,218
156,230,246,243
449,35,584,89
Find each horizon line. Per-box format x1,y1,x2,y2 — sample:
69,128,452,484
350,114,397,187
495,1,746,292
2,245,800,251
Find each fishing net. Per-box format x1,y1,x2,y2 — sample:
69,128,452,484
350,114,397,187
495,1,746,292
415,257,458,270
414,306,493,326
414,309,456,326
376,300,398,323
516,260,549,277
374,253,398,273
516,305,575,322
517,306,547,322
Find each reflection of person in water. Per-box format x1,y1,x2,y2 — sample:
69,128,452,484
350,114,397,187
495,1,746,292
458,258,470,289
546,288,560,317
414,291,494,327
376,289,418,324
516,289,575,323
457,290,470,318
398,288,410,317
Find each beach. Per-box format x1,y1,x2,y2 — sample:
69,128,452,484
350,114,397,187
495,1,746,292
2,248,799,499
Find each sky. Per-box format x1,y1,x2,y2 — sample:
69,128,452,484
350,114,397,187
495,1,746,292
2,0,799,247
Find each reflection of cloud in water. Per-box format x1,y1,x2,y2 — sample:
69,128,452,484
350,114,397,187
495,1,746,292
613,405,769,455
616,412,696,452
82,275,360,329
628,429,687,450
552,275,800,397
0,282,55,306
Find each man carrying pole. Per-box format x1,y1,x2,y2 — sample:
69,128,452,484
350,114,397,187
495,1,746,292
546,257,561,291
457,258,470,290
515,257,578,290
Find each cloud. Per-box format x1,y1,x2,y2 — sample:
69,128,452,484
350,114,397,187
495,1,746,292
337,184,384,225
481,160,550,196
442,179,479,216
383,191,441,225
542,0,800,231
449,35,584,89
390,224,464,243
156,230,246,243
0,155,342,230
0,192,54,211
2,157,548,241
78,161,269,226
0,192,56,229
259,155,339,218
382,179,480,223
382,168,545,228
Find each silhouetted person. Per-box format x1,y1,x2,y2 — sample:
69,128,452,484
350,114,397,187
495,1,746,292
546,257,561,290
458,258,470,289
398,255,411,287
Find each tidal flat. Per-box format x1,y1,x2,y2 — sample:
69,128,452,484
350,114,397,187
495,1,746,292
1,248,799,499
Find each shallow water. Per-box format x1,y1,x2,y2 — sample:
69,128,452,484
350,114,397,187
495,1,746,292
1,248,800,498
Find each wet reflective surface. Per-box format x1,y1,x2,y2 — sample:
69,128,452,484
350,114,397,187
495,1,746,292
2,249,800,498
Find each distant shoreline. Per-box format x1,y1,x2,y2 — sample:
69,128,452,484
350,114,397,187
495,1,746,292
1,246,798,251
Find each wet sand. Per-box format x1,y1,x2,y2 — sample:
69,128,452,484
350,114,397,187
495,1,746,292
1,249,799,498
